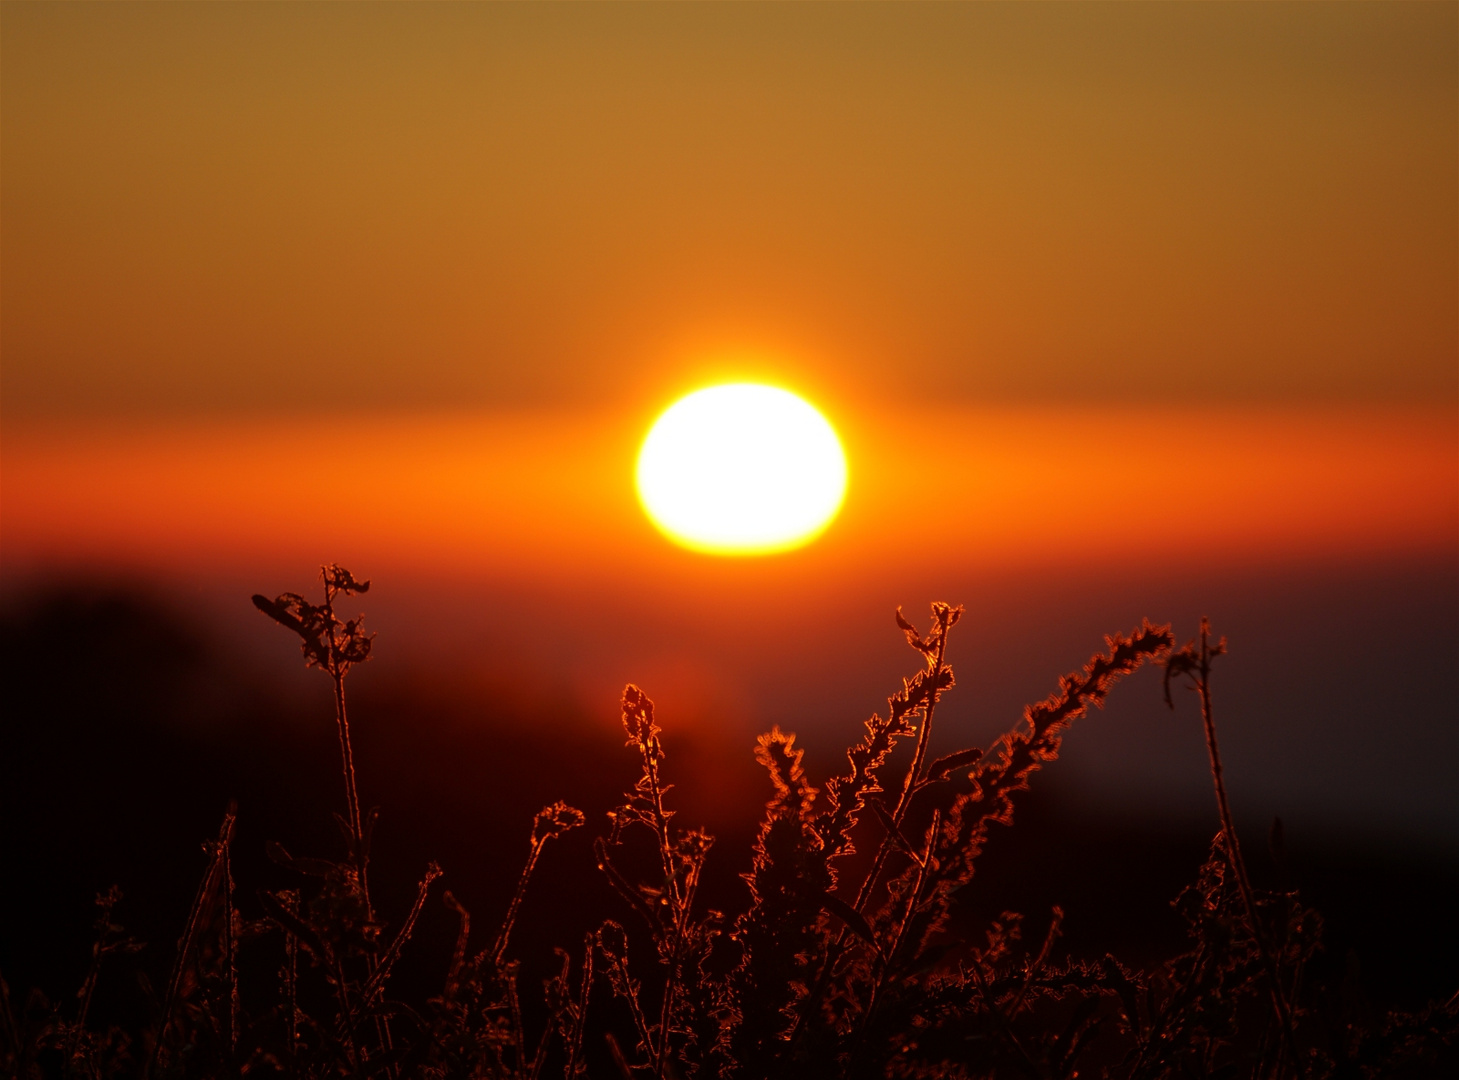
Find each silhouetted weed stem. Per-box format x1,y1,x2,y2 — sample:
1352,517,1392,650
330,662,364,877
147,804,235,1078
595,686,723,1077
345,861,442,1034
527,1009,553,1080
441,891,471,1003
599,921,657,1061
655,829,712,1079
595,837,659,931
786,605,961,1054
823,622,1171,1075
838,608,961,1051
252,565,374,899
322,573,370,904
563,934,595,1080
66,886,132,1071
619,686,680,908
852,603,961,915
503,964,529,1076
532,949,580,1080
1164,618,1302,1072
255,568,417,1071
221,829,241,1056
278,888,301,1062
887,810,942,965
492,803,585,967
604,1030,635,1080
854,808,943,1051
256,854,368,1068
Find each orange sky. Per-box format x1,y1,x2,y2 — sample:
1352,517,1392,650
3,3,1455,419
4,405,1453,588
2,4,1457,857
2,4,1455,653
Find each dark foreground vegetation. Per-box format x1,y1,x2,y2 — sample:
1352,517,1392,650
2,566,1455,1079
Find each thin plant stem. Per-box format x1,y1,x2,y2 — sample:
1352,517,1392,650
564,934,594,1080
332,671,363,866
604,1032,634,1080
348,863,442,1027
492,803,584,969
442,891,471,1003
852,617,953,915
322,585,368,905
854,808,942,1051
642,733,681,911
505,968,528,1077
281,891,299,1069
654,851,705,1079
1190,619,1301,1074
223,836,238,1056
494,838,548,967
614,957,656,1063
789,612,956,1053
67,887,122,1068
147,806,234,1079
528,1014,555,1080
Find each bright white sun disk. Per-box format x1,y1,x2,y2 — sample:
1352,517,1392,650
636,384,848,555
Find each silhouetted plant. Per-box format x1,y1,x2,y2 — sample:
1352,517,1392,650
253,566,376,901
5,569,1455,1080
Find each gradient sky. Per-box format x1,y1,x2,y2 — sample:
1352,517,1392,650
1,4,1457,853
4,1,1455,419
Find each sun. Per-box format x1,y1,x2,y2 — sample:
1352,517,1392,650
636,383,848,556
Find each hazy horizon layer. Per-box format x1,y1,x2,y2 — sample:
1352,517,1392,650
4,403,1455,850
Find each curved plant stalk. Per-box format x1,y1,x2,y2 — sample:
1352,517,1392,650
563,934,595,1080
493,802,585,966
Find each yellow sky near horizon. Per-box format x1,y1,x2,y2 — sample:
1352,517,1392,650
3,2,1455,420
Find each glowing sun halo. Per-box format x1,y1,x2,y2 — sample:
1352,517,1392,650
636,384,848,555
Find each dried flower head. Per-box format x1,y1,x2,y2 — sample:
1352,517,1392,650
620,683,660,748
533,801,587,845
597,920,629,965
1162,615,1229,708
